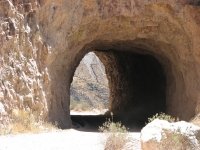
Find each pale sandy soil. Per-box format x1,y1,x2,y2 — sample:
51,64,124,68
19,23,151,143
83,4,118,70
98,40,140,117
70,109,108,115
0,129,141,150
0,110,141,150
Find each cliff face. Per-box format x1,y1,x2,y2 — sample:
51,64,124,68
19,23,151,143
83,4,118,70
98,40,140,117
0,0,200,128
0,0,50,125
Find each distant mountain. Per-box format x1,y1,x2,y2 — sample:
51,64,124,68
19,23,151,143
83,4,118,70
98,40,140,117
70,52,109,111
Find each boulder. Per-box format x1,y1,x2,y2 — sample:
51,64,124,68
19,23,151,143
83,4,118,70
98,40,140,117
141,119,200,150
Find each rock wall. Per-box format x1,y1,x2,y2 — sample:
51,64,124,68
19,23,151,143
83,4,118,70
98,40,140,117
0,0,50,122
0,0,200,128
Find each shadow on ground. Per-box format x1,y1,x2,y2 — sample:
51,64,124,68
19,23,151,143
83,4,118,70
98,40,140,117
71,115,143,132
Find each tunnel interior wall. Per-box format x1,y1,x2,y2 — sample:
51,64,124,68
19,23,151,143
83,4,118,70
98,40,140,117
96,50,167,125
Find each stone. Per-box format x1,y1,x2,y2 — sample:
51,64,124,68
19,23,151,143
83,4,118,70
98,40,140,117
23,94,34,108
0,92,4,100
12,109,20,118
141,119,200,150
0,102,6,115
191,113,200,127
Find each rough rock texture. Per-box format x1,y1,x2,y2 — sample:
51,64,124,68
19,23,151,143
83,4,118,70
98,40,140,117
141,119,200,150
70,52,109,110
0,0,200,128
0,0,50,126
191,114,200,127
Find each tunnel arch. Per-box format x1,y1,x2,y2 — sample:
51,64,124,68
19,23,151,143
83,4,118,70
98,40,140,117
68,39,181,128
48,38,197,129
40,1,200,129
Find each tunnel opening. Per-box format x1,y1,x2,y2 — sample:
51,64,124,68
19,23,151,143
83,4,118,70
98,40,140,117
70,52,109,113
70,52,110,130
70,47,167,131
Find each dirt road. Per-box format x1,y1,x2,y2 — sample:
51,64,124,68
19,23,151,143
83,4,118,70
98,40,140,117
0,129,141,150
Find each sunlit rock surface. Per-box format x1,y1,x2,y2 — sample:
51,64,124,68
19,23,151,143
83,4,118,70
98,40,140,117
141,119,200,150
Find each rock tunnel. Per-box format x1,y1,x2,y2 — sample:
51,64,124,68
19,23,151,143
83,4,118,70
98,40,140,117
70,47,167,129
67,40,194,130
44,1,200,129
48,38,198,129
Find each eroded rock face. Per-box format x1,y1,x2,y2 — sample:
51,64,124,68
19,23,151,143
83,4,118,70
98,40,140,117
141,119,200,150
0,0,200,128
0,0,50,126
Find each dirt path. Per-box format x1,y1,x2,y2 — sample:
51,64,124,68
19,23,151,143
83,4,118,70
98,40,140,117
0,129,141,150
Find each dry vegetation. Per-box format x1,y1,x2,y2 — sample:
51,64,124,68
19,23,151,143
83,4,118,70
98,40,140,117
146,113,197,150
70,98,107,112
148,112,178,123
0,109,57,135
191,113,200,127
158,130,193,150
70,99,93,111
99,113,131,150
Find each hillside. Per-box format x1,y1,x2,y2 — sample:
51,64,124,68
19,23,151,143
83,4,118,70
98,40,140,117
70,52,109,112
